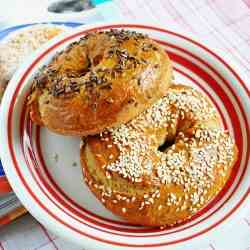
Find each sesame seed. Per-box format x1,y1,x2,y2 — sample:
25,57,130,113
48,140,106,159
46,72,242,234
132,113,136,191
0,25,66,84
97,85,236,211
148,198,154,204
122,207,127,213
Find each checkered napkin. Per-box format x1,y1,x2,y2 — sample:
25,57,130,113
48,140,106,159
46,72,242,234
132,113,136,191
1,1,250,249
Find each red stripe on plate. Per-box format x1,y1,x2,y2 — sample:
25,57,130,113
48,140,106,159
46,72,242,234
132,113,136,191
7,24,250,247
27,44,242,236
30,65,237,237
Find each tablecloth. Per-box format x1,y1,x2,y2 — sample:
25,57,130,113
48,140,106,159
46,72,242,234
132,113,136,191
1,0,250,249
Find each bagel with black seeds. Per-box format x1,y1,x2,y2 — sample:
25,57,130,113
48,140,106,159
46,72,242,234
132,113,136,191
28,29,173,136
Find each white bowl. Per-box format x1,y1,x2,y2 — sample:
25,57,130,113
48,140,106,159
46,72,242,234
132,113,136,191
1,23,250,250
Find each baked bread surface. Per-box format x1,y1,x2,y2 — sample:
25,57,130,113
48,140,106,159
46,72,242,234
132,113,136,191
28,29,172,135
80,84,238,227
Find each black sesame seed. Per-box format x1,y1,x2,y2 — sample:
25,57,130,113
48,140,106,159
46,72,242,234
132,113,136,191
146,93,152,99
128,98,135,104
99,83,112,90
137,78,142,86
104,29,147,44
51,84,65,96
69,81,81,92
35,75,48,89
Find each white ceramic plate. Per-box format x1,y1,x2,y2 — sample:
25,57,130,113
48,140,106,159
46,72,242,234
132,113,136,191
1,23,250,250
0,22,82,193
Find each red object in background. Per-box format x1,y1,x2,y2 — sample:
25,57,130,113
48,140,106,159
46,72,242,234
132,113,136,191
0,177,12,194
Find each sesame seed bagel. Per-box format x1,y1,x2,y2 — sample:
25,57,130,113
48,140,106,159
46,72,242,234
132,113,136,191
80,84,238,227
28,29,172,136
0,24,66,102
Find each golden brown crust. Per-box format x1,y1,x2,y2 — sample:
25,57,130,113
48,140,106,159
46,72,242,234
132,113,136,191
80,84,238,227
28,29,173,136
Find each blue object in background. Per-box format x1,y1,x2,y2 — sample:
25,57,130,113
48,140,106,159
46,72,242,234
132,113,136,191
0,161,4,176
0,21,82,180
91,0,111,5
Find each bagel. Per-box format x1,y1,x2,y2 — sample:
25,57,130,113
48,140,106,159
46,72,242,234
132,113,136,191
80,84,238,227
28,29,173,136
0,24,66,102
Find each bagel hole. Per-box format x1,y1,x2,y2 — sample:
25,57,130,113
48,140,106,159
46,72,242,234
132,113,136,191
158,138,175,152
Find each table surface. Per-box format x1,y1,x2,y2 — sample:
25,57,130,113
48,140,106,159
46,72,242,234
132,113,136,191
1,0,250,249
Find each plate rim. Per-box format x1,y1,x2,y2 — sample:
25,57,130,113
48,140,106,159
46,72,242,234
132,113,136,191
1,22,250,249
0,21,83,180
